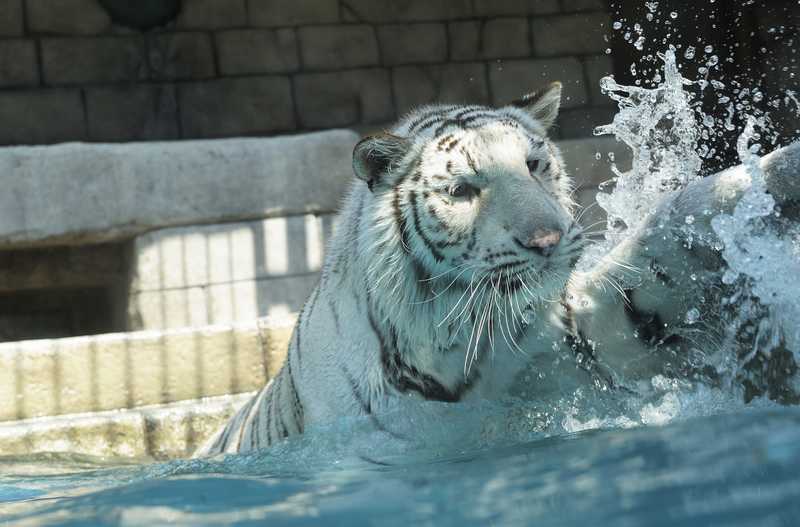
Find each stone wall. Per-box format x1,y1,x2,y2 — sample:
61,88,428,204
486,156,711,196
0,0,615,145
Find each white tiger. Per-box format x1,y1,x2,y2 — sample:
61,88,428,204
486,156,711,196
196,83,800,456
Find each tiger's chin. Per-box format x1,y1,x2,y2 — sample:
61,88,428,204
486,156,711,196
495,264,573,310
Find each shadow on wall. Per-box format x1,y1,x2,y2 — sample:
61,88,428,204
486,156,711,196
128,213,337,331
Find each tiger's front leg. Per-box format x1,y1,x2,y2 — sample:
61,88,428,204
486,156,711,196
566,141,800,392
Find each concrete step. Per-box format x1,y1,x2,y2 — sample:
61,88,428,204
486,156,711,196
0,317,294,423
0,392,253,460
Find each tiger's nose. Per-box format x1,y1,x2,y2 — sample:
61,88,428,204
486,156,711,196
524,228,562,257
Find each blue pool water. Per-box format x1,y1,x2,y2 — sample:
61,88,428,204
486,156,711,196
2,399,799,526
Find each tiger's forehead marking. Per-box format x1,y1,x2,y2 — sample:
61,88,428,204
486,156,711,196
399,105,529,139
420,120,545,172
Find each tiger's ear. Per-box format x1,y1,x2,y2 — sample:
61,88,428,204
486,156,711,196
352,133,410,191
510,81,562,130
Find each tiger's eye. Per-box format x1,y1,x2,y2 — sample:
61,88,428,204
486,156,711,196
449,183,477,199
527,159,540,174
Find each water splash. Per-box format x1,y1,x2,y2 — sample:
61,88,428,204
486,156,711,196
710,119,800,371
593,46,701,247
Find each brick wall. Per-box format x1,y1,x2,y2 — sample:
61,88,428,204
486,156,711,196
0,0,614,145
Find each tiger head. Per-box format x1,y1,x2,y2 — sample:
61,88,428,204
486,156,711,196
353,83,583,307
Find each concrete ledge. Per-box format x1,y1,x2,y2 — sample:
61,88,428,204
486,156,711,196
0,392,253,460
0,317,294,422
0,129,358,250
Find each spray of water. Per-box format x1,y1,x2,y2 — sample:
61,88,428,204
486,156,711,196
589,42,800,404
593,46,702,246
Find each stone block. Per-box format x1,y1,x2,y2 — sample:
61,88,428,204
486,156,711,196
179,76,295,138
392,62,489,116
298,25,379,71
0,322,275,420
295,69,393,128
89,334,130,410
0,349,16,418
557,136,632,190
0,393,255,459
563,0,607,12
41,36,147,85
129,274,318,329
86,84,179,141
489,58,586,108
449,18,530,61
531,13,612,57
472,0,558,16
216,29,299,75
0,130,357,248
0,408,147,458
148,32,216,81
0,39,38,87
248,0,339,27
377,23,446,65
131,214,333,291
0,0,24,36
258,316,292,379
557,105,615,140
0,89,86,145
16,344,60,419
176,0,247,29
341,0,472,22
583,54,614,106
26,0,112,35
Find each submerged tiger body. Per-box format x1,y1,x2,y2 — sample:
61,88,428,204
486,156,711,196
197,84,800,457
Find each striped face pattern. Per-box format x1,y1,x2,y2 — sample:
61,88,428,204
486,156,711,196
357,99,585,310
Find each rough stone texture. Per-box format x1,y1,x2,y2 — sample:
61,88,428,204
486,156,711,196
0,243,125,293
179,76,295,137
0,319,293,420
175,0,247,29
248,0,339,27
298,25,379,71
0,0,23,36
41,36,147,85
558,136,632,190
449,18,530,61
0,392,253,459
0,130,357,248
531,13,612,57
131,214,334,291
376,23,447,66
563,0,607,12
0,39,38,87
129,274,317,329
216,29,299,75
583,54,614,105
489,58,587,108
295,69,393,128
147,32,216,81
26,0,112,35
86,84,180,141
0,90,86,144
472,0,559,16
557,105,615,140
392,62,489,116
342,0,473,22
